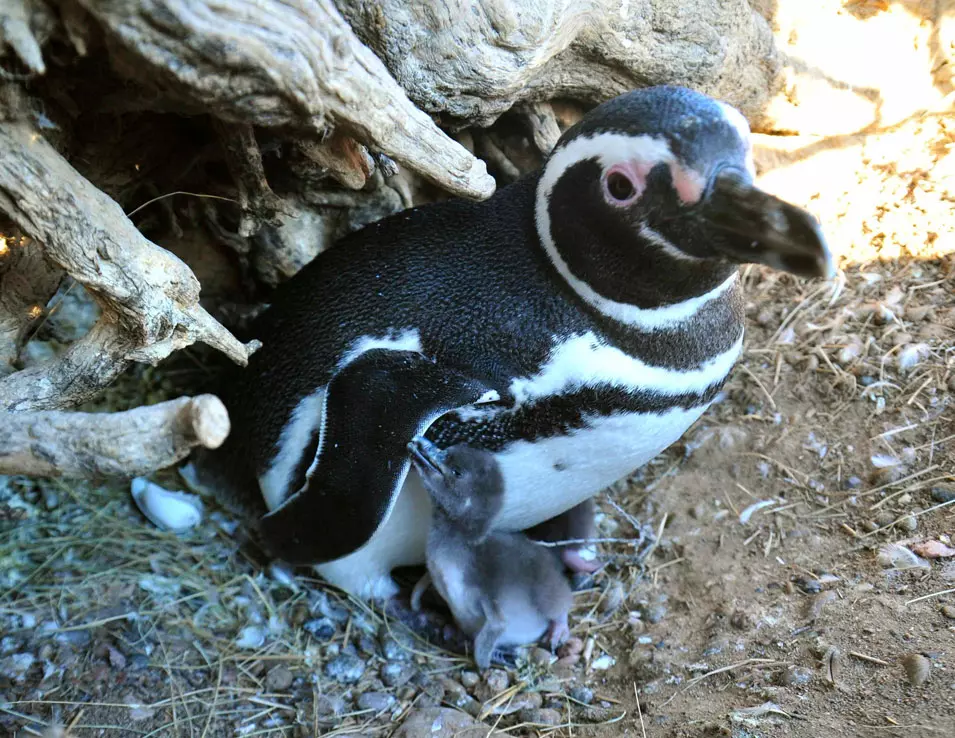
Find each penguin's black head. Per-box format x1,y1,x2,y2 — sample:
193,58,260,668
408,438,503,537
536,86,834,316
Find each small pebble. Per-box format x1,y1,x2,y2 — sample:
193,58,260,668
777,665,813,687
911,540,955,559
930,487,955,504
459,670,480,688
794,576,822,594
488,690,541,715
324,654,365,684
415,672,445,701
484,668,509,692
570,685,594,704
357,692,395,712
581,705,618,722
896,514,918,532
304,618,336,641
902,653,931,686
805,591,838,622
941,605,955,620
730,609,755,631
314,694,345,717
396,686,416,701
557,637,584,658
42,489,59,510
1,652,34,680
380,635,411,661
875,510,895,527
107,645,127,670
529,647,555,667
55,630,91,648
437,678,469,706
645,604,668,624
600,582,625,614
519,708,562,726
590,654,615,670
392,707,487,738
235,625,267,650
381,661,415,688
265,665,294,691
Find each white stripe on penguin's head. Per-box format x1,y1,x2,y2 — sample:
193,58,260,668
534,132,733,330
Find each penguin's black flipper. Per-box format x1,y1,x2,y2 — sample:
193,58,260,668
257,349,501,565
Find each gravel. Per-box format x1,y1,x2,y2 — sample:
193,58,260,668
324,654,366,684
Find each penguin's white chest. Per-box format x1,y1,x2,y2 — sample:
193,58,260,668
491,405,710,531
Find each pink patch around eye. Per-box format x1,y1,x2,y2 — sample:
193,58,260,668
602,162,648,207
669,163,706,205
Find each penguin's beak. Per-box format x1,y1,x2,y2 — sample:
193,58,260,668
697,168,835,279
408,438,447,479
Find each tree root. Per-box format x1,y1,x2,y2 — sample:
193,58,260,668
0,228,63,375
0,393,230,477
0,119,258,412
522,101,562,154
212,119,293,238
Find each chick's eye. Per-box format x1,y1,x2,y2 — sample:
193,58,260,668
605,171,635,202
451,467,461,478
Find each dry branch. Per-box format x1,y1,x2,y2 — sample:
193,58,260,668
0,393,230,477
77,0,495,200
0,119,258,412
522,101,562,154
297,131,374,191
0,0,50,75
212,119,292,238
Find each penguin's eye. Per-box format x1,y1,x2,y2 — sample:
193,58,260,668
605,171,636,203
450,467,461,478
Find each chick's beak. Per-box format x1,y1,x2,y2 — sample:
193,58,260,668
408,437,447,478
697,168,835,279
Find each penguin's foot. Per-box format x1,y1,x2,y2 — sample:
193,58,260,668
544,618,571,652
561,548,604,575
488,646,521,668
384,594,472,657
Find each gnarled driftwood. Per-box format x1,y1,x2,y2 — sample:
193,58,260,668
0,118,258,412
0,394,230,477
77,0,495,200
335,0,781,127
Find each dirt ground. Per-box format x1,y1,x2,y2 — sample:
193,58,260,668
2,2,955,737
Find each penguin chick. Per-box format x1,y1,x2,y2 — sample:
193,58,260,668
525,498,603,574
408,438,573,669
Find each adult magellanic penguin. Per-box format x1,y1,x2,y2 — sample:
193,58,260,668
185,86,834,601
